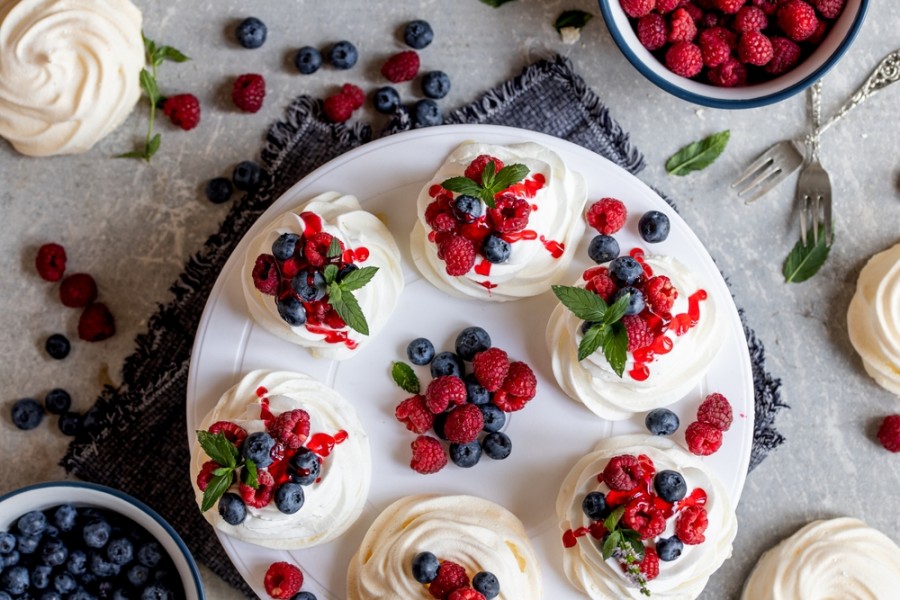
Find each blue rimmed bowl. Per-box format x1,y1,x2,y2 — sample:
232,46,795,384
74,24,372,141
598,0,870,108
0,481,205,599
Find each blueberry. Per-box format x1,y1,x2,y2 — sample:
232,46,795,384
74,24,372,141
373,86,401,114
205,177,233,204
41,537,68,566
472,571,500,599
455,326,491,361
271,233,300,261
17,511,46,537
90,552,120,577
44,524,59,537
609,256,643,286
136,543,161,569
294,46,322,75
452,195,483,223
656,536,684,562
412,99,442,128
141,583,173,600
464,373,490,405
612,287,645,315
44,388,71,414
82,519,110,549
70,588,97,600
449,441,482,468
645,408,679,436
274,483,305,514
17,534,39,554
406,338,435,366
289,447,321,486
588,234,620,264
1,565,29,594
235,17,267,49
242,431,275,467
66,550,87,575
421,71,451,99
217,493,246,526
292,271,327,302
58,411,82,436
482,431,512,460
0,532,15,553
480,404,506,432
127,565,150,587
404,20,434,49
432,412,449,440
45,334,70,359
328,41,358,69
292,594,317,600
11,398,44,430
106,538,133,565
639,210,670,243
41,592,62,600
232,161,262,192
336,264,358,282
411,551,439,583
32,564,52,589
582,491,610,521
430,352,463,378
275,295,307,327
0,592,10,600
654,470,687,503
482,234,511,264
1,551,19,568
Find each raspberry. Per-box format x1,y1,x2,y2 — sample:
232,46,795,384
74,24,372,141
622,498,667,540
665,41,703,78
239,468,274,508
304,232,341,267
381,50,420,83
429,561,470,599
487,193,531,234
36,243,67,282
269,409,311,449
668,8,698,44
752,0,779,16
806,19,828,45
675,506,709,545
622,315,654,352
161,94,201,130
59,273,98,308
602,454,643,491
77,302,115,342
699,29,731,66
637,14,668,51
697,392,733,431
708,57,748,87
491,390,528,413
681,2,703,21
263,562,303,599
587,273,618,303
619,0,657,18
734,5,769,31
704,25,738,48
443,404,484,444
252,254,280,295
464,155,505,185
765,36,802,74
699,12,720,29
815,0,845,19
195,460,220,492
501,361,537,401
437,235,476,276
425,195,459,233
208,421,248,447
472,347,509,392
739,31,774,66
586,198,627,235
395,395,435,434
232,73,266,113
410,435,447,474
714,0,743,13
876,415,900,453
643,275,678,313
638,547,659,580
685,421,723,455
323,93,356,123
778,0,819,41
341,83,365,109
449,589,486,600
656,0,680,13
425,376,467,414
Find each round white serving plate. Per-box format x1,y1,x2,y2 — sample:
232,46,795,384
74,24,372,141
186,124,754,598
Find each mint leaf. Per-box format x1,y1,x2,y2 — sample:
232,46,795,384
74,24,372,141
783,225,831,283
480,160,497,190
601,530,621,560
158,45,189,63
200,473,233,512
146,133,161,160
578,324,609,362
602,292,631,327
326,237,342,259
555,10,593,33
665,130,730,176
142,32,155,57
552,285,609,322
196,431,238,468
391,361,420,394
323,264,338,284
139,69,160,105
211,468,232,477
330,290,369,335
480,0,518,6
115,151,149,160
604,506,625,532
602,324,629,378
243,459,259,490
338,266,379,292
491,163,529,191
328,282,343,304
441,177,483,197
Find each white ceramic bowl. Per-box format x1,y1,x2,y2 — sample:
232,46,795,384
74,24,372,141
0,481,205,599
598,0,870,108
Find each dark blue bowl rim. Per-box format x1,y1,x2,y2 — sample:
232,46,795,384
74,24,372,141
598,0,871,109
0,481,206,599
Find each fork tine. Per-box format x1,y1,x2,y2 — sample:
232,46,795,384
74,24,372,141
824,194,833,246
732,151,777,190
736,165,781,200
744,170,789,205
800,193,808,245
812,193,820,245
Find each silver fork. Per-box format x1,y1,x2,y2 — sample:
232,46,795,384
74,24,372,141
796,81,832,246
732,48,900,204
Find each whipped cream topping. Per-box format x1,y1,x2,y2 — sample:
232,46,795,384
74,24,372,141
0,0,144,156
847,242,900,396
547,255,724,420
556,435,737,600
410,142,588,301
741,517,900,600
242,191,404,361
347,494,542,600
190,370,371,549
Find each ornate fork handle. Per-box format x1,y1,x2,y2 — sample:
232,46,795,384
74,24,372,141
818,49,900,136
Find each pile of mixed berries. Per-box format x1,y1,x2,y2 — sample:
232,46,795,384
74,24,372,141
619,0,848,86
644,392,734,456
411,551,500,600
392,327,538,474
0,504,184,599
11,388,81,437
262,561,316,600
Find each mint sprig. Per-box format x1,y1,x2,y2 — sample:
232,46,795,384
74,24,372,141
601,506,651,596
783,224,831,283
391,361,420,394
323,264,380,335
665,130,730,176
441,161,529,208
552,286,631,376
196,431,256,513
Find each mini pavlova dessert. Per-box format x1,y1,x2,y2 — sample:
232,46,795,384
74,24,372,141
190,370,371,549
410,142,588,301
557,435,737,600
547,249,724,420
242,191,403,360
347,494,542,600
0,0,144,156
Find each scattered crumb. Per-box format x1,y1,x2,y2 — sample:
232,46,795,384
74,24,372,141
559,27,581,45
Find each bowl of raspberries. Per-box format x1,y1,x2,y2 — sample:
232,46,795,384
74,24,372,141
598,0,869,107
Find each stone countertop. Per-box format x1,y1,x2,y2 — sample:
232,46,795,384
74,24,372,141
0,0,898,598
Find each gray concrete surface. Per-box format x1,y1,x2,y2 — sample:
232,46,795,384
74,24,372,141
1,0,898,598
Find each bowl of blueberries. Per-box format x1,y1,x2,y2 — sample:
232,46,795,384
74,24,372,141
0,481,204,599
